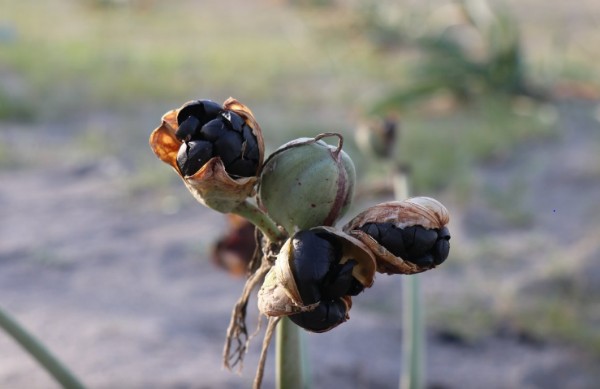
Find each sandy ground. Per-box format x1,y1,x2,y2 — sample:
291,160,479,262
1,100,600,388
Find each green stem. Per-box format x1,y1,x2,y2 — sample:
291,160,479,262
276,317,310,389
400,276,424,389
231,200,286,243
394,169,425,389
0,305,86,389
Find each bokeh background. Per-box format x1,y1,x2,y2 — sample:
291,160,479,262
1,0,600,388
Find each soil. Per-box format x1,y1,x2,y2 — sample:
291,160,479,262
1,99,600,388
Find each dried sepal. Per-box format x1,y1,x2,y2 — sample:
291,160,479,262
343,197,450,275
149,98,264,213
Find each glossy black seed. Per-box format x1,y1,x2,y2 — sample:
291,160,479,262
360,223,382,241
289,298,347,332
175,116,200,141
199,118,225,142
433,237,450,265
413,254,434,268
214,131,243,167
221,111,245,132
226,158,258,178
321,260,357,300
290,231,339,305
176,140,213,176
176,100,222,125
406,227,438,257
439,226,450,240
400,225,418,248
379,226,406,258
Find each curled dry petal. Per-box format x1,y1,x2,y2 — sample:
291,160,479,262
149,98,264,213
343,197,450,275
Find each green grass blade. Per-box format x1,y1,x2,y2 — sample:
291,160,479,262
0,305,86,389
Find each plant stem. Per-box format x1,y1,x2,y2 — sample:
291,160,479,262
400,275,424,389
276,317,310,389
394,169,425,389
0,305,86,389
231,200,286,243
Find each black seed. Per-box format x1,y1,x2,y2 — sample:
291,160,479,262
413,254,434,268
321,260,356,300
199,118,225,142
214,131,243,167
176,140,213,176
439,226,451,240
379,226,407,258
221,111,245,132
226,158,258,178
411,227,438,251
360,223,381,241
291,231,339,305
289,298,347,332
177,100,222,125
175,116,200,141
400,225,418,247
433,238,450,265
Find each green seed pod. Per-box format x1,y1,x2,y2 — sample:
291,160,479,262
258,133,356,234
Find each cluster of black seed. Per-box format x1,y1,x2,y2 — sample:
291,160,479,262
359,223,450,268
175,100,260,178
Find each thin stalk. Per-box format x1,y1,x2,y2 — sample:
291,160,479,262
276,317,310,389
394,169,425,389
400,275,424,389
231,200,286,243
0,305,86,389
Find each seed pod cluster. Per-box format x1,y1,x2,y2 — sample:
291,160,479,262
344,197,450,275
175,100,261,178
258,227,375,332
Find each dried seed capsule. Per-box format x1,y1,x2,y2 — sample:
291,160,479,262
257,227,376,332
149,98,265,213
344,197,451,275
258,133,356,234
172,100,261,179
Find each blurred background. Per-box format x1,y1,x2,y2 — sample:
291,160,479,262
1,0,600,388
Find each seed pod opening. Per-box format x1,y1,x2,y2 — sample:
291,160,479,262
257,227,375,332
149,98,265,213
344,197,450,275
258,133,356,234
